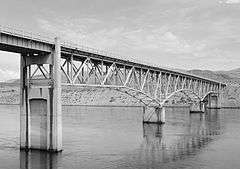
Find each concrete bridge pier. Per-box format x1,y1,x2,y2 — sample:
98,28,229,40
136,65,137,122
20,38,62,152
207,94,219,109
143,106,166,124
189,102,204,113
200,101,207,112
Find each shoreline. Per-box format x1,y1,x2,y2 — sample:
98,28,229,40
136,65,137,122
0,103,239,109
0,85,239,109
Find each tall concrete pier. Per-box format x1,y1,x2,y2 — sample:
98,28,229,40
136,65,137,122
20,38,62,152
143,107,166,124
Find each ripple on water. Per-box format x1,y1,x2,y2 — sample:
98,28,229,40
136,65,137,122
0,105,239,169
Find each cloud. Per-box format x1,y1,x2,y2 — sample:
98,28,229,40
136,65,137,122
37,17,129,52
37,17,210,68
220,0,240,4
35,0,240,71
122,29,207,57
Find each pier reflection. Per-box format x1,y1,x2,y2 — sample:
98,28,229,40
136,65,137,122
20,150,61,169
18,107,224,169
141,109,223,165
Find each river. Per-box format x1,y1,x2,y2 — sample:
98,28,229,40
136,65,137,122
0,105,240,169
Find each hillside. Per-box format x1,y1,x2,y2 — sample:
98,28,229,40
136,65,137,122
188,69,240,84
187,69,240,107
0,68,240,107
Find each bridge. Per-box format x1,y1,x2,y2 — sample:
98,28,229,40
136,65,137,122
0,25,226,152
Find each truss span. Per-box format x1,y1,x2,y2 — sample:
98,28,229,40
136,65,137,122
25,55,226,108
56,56,225,107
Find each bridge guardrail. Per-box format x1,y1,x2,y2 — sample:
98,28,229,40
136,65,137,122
0,25,53,44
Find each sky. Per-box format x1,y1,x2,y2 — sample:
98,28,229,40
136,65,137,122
0,0,240,81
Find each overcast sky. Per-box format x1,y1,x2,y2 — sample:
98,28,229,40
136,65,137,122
0,0,240,80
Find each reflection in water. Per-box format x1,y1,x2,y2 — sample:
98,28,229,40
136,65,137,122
0,105,235,169
20,150,61,169
18,108,224,169
138,109,223,168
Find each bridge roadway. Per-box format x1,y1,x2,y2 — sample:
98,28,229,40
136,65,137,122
0,25,226,152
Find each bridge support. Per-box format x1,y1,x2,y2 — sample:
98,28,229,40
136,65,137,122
190,102,204,113
143,106,165,124
207,94,219,109
20,38,62,152
200,101,207,112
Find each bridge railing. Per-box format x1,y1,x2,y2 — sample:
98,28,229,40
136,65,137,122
0,25,182,71
0,25,53,44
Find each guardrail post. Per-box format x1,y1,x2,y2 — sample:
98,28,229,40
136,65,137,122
20,54,31,150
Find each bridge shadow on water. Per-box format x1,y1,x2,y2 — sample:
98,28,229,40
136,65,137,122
19,108,223,169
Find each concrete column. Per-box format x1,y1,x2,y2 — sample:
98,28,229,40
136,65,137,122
160,107,166,123
190,102,204,113
209,95,218,108
49,37,62,151
20,54,31,149
143,106,165,124
200,101,206,112
206,94,219,109
218,92,222,108
207,95,211,108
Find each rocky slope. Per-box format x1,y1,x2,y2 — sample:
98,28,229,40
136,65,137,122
1,68,240,107
187,68,240,107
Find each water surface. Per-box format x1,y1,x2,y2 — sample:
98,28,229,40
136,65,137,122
0,105,239,169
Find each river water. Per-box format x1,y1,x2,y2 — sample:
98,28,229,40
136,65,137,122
0,105,240,169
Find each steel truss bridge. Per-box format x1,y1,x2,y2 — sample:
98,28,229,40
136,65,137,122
0,25,226,152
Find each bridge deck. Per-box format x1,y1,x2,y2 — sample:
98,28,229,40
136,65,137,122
0,25,226,86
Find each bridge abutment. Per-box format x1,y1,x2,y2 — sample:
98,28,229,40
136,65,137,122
20,38,62,152
143,106,165,124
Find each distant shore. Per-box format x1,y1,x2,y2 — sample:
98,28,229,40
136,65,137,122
0,103,238,110
0,84,239,108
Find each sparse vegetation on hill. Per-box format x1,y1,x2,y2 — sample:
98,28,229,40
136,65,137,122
187,68,240,107
0,67,240,107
